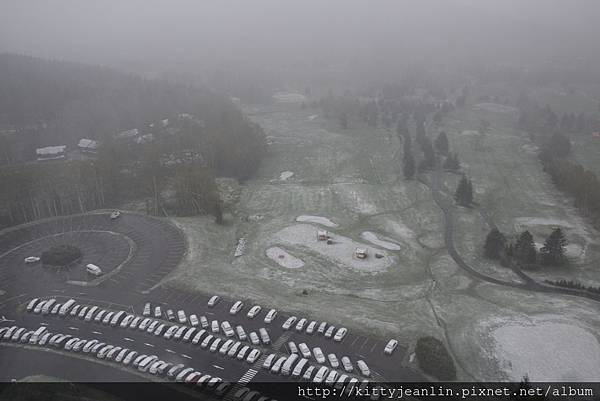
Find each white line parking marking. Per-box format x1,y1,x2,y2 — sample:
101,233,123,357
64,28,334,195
68,327,79,331
213,365,224,370
144,343,154,348
181,354,192,359
92,331,102,335
166,349,176,354
124,337,134,342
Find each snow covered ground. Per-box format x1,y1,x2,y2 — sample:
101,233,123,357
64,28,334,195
492,319,600,381
279,171,294,181
360,231,401,251
295,215,338,228
266,246,305,269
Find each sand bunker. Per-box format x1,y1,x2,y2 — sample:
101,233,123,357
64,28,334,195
492,321,600,381
266,246,305,269
274,224,393,272
296,215,338,228
360,231,401,251
280,171,294,181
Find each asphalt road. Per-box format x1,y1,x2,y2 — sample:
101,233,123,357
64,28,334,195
0,211,420,400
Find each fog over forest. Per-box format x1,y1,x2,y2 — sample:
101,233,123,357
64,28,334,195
2,0,599,82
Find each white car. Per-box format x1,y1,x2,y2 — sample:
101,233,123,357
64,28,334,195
247,305,261,318
288,341,298,354
189,314,199,327
295,318,307,331
249,332,260,345
177,310,187,324
211,320,219,333
341,356,353,372
357,360,371,377
237,345,250,360
328,353,339,368
227,341,242,357
24,256,40,264
163,325,179,339
298,343,311,359
270,357,287,374
221,321,234,337
306,321,317,334
219,339,234,355
200,316,209,328
324,325,336,338
325,370,339,385
303,366,316,380
229,301,244,315
192,329,206,345
235,325,247,341
246,349,261,363
143,303,151,316
313,366,329,383
333,327,348,342
201,335,214,348
258,327,270,344
313,347,325,364
384,339,398,355
110,210,121,220
208,295,220,307
264,309,277,324
317,322,327,334
282,316,297,330
262,354,276,369
154,306,162,318
210,338,222,352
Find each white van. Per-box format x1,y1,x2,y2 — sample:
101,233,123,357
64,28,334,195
86,264,103,276
313,366,330,383
58,299,76,316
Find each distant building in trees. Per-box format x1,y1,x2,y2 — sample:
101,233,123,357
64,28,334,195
78,138,100,154
36,145,67,161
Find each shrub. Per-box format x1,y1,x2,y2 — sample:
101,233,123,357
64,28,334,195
41,245,82,267
415,336,456,380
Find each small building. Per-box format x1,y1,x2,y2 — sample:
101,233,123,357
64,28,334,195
115,128,139,141
78,138,100,154
355,248,368,259
36,145,66,161
317,230,329,241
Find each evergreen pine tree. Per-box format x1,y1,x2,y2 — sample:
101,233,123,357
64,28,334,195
454,175,473,206
434,131,449,155
403,152,416,179
540,228,567,266
514,230,537,264
484,228,506,259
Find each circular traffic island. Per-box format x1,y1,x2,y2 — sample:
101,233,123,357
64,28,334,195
41,244,82,267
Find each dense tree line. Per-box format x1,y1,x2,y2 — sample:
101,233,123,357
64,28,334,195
545,279,600,295
415,336,456,380
484,227,568,268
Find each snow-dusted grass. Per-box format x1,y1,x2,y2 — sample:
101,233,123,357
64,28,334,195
295,215,338,228
272,92,306,103
360,231,401,251
266,246,305,269
472,103,518,114
274,224,393,272
492,320,600,381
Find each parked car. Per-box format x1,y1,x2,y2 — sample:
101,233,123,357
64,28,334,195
262,354,276,369
313,347,326,364
177,310,187,324
306,320,317,334
200,335,214,348
110,210,121,220
211,320,220,333
229,301,244,315
341,356,353,372
237,345,250,360
317,322,328,334
210,338,222,352
303,365,316,380
298,343,311,359
247,305,261,318
313,366,329,383
258,328,270,344
264,309,277,324
246,349,261,363
328,353,339,368
357,360,371,377
235,325,247,341
333,327,348,342
384,339,398,355
227,341,242,357
189,314,199,327
200,316,209,328
221,321,234,337
282,316,297,330
143,302,151,316
295,318,307,331
208,295,220,307
166,309,176,321
249,331,260,345
154,306,162,318
288,341,298,354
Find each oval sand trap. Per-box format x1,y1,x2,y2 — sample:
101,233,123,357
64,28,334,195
266,246,305,269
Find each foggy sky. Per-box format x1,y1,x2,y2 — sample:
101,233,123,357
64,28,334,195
1,0,599,79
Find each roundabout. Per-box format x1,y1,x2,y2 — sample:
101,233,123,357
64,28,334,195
0,211,186,311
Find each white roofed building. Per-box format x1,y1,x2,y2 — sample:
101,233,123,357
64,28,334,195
78,138,100,154
36,145,66,161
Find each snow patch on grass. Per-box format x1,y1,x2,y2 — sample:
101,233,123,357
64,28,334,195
492,320,600,381
266,246,305,269
360,231,401,251
296,215,338,227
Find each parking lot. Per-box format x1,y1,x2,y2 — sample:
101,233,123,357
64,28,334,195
0,211,422,400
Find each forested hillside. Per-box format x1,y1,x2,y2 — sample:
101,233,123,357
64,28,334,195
0,54,266,228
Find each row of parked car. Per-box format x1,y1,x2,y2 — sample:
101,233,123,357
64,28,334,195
0,325,280,400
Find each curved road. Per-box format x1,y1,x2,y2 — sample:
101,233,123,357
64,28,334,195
430,163,600,302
